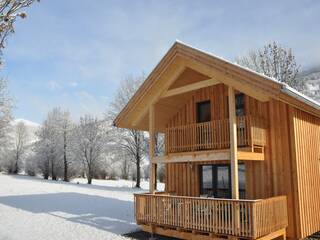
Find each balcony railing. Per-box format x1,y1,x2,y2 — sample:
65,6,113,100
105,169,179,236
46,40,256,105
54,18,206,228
135,194,288,239
165,115,267,154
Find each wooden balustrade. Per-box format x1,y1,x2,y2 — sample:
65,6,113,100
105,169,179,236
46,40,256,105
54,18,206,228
165,115,267,154
134,194,288,239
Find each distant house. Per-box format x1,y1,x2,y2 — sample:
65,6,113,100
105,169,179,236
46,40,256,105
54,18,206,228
114,41,320,240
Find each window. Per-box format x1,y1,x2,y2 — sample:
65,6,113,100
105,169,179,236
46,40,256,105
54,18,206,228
236,93,245,116
196,101,211,123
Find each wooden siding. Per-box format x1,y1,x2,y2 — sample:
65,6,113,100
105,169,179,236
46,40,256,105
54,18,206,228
165,162,200,197
165,99,302,239
289,108,320,238
166,84,229,127
244,100,298,239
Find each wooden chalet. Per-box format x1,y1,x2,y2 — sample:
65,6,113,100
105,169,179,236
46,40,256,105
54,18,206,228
114,41,320,240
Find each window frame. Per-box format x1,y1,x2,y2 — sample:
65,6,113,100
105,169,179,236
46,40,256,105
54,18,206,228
235,93,245,117
196,100,211,123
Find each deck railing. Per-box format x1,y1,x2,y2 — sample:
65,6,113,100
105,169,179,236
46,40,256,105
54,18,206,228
165,115,267,153
134,194,287,239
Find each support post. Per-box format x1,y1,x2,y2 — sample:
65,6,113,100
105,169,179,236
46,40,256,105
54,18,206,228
228,86,239,199
229,86,240,236
149,104,156,193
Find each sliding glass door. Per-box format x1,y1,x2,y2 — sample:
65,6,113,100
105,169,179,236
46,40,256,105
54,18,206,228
200,164,245,199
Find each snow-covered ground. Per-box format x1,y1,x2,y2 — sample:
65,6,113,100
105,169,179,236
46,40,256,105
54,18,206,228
0,174,164,240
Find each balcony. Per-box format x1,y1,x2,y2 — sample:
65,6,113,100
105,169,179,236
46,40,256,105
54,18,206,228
135,193,288,239
165,115,267,154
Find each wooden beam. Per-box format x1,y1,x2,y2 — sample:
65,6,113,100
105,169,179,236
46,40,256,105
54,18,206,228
238,151,264,161
228,86,240,236
161,78,219,98
153,150,230,163
256,228,286,240
141,224,227,240
152,150,264,164
131,63,186,127
180,58,271,102
229,86,239,200
149,104,156,193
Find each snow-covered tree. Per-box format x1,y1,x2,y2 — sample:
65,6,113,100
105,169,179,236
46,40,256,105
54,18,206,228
0,78,13,154
24,151,37,176
107,75,147,188
34,108,66,180
59,110,73,182
34,120,53,179
73,115,108,184
236,42,303,91
0,0,39,64
12,121,28,173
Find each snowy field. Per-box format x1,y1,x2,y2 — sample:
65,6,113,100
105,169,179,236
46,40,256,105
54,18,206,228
0,174,163,240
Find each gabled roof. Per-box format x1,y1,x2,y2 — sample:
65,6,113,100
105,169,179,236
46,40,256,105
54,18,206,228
114,41,320,131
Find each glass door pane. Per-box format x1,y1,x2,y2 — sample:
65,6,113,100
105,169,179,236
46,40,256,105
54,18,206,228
200,164,246,199
201,165,213,196
215,165,231,198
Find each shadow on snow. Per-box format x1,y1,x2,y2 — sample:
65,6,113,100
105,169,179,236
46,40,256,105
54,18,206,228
0,192,138,234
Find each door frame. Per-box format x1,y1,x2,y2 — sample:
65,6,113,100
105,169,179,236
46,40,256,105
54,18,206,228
199,163,246,199
199,163,231,198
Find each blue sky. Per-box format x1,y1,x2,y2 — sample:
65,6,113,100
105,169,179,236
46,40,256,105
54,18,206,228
2,0,320,123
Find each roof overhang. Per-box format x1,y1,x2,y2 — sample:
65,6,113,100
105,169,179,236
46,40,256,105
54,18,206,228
114,41,320,132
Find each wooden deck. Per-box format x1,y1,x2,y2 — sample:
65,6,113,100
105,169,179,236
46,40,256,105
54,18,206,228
135,194,288,239
165,115,267,154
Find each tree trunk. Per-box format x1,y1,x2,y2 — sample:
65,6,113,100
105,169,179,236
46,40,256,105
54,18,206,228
13,154,19,174
87,177,92,184
87,166,92,184
135,150,141,188
63,130,68,182
51,161,57,181
44,158,49,179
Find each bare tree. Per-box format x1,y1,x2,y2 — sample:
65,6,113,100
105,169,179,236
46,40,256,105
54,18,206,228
107,75,147,188
12,121,28,173
236,42,303,91
0,0,39,64
73,115,108,184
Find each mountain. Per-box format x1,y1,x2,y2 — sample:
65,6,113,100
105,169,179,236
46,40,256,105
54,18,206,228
297,66,320,103
11,119,41,143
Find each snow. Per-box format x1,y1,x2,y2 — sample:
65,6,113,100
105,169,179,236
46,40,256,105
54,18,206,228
0,174,164,240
